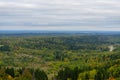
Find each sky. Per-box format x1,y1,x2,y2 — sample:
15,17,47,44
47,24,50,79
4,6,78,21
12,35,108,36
0,0,120,31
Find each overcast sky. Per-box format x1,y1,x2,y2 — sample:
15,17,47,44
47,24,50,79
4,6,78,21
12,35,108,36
0,0,120,31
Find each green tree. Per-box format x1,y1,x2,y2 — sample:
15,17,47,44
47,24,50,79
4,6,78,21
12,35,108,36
35,69,48,80
5,68,14,78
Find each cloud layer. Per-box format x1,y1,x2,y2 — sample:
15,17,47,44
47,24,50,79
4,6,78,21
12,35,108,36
0,0,120,30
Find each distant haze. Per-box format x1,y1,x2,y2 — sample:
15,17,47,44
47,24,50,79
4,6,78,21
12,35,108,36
0,0,120,31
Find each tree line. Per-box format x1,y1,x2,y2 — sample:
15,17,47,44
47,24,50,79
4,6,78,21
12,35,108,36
0,67,48,80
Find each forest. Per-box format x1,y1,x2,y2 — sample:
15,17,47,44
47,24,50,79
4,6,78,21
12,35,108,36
0,32,120,80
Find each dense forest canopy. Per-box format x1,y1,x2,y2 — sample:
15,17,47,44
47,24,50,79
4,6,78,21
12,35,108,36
0,32,120,80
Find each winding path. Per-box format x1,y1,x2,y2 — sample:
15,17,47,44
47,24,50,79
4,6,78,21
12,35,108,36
108,45,114,52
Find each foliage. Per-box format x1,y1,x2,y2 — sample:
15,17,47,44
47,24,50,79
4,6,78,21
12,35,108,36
0,33,120,79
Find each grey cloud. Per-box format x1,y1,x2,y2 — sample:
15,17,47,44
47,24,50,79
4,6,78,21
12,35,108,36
0,0,120,30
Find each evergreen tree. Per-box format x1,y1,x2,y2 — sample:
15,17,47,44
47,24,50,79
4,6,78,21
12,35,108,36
5,68,14,78
35,69,48,80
